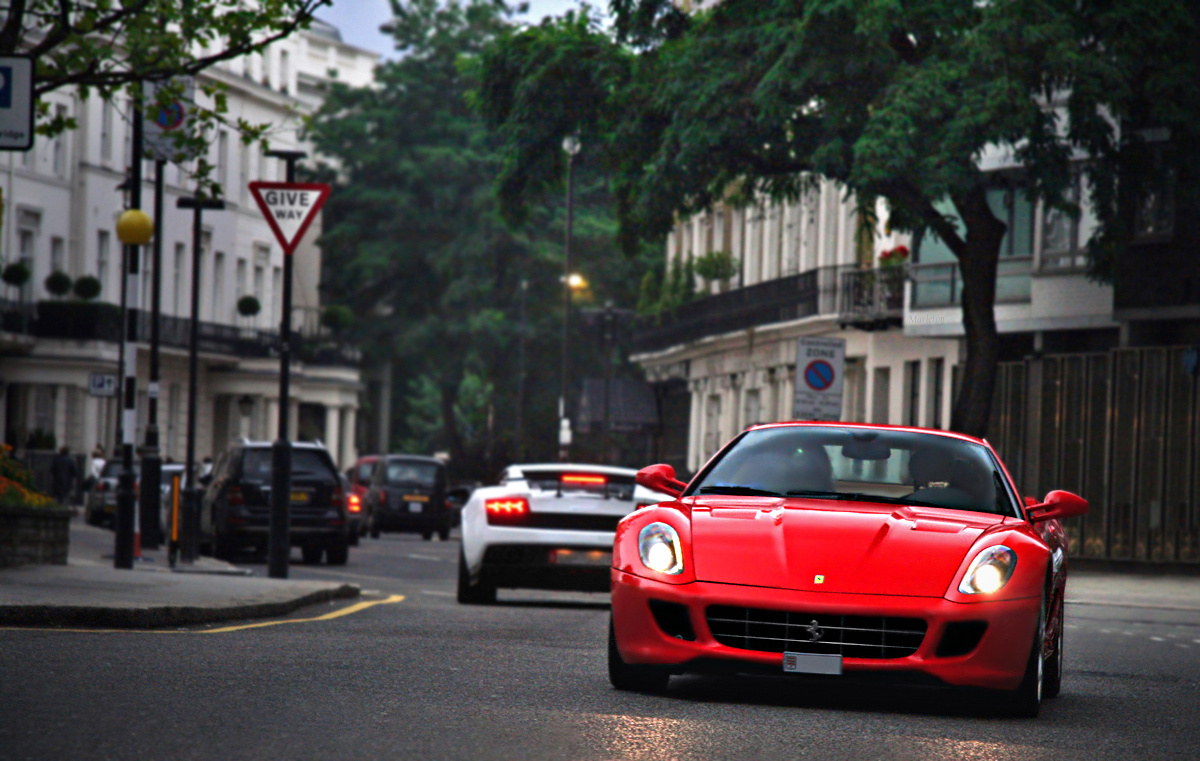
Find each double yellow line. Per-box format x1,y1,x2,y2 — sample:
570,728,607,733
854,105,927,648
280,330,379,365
0,594,405,635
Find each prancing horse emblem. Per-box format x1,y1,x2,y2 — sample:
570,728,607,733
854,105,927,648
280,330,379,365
804,619,823,643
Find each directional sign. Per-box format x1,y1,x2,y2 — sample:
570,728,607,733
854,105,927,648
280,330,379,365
793,337,846,421
88,373,118,397
0,56,34,151
248,182,331,255
143,77,199,162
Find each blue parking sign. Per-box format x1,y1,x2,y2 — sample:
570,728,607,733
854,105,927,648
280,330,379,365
0,66,12,108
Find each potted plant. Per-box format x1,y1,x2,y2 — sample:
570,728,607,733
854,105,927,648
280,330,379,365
44,271,73,299
73,275,102,301
237,294,261,317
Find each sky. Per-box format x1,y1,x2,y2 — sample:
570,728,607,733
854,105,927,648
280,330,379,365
317,0,588,58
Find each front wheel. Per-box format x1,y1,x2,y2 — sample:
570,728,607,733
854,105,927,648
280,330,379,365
301,546,323,565
456,549,495,604
608,616,669,693
1001,592,1045,718
438,524,451,541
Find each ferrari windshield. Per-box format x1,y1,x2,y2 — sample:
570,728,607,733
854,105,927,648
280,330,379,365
689,426,1017,516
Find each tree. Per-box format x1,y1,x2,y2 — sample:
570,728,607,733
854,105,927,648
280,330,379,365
477,1,1197,437
3,0,327,166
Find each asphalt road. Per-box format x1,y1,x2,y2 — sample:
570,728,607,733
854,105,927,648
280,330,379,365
2,532,1198,761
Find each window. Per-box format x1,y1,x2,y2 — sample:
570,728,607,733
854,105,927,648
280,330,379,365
97,230,111,289
903,361,921,427
50,236,65,273
985,186,1035,258
100,100,113,162
52,105,68,177
1133,142,1175,241
253,265,265,327
743,389,761,428
213,252,225,321
704,394,723,457
872,367,890,424
173,243,186,316
17,210,40,303
1039,170,1093,272
272,266,281,320
235,258,247,312
926,358,944,430
217,131,229,194
240,138,251,202
280,50,291,95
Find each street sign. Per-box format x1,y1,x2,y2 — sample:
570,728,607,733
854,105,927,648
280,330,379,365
89,373,118,397
143,77,199,162
248,182,331,255
793,337,846,421
0,56,34,151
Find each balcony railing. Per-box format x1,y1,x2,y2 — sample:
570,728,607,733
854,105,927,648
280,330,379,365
910,256,1033,308
0,300,359,367
837,266,906,329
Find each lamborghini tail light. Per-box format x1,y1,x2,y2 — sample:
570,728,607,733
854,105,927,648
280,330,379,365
485,497,529,526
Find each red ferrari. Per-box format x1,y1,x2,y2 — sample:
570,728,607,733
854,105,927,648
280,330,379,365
610,422,1087,717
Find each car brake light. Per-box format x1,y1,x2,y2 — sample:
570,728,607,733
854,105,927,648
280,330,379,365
227,486,244,505
563,474,606,485
348,493,362,513
485,497,529,526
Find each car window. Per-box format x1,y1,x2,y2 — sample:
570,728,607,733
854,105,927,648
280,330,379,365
690,426,1015,516
386,461,439,487
240,449,335,482
100,461,138,478
356,462,373,483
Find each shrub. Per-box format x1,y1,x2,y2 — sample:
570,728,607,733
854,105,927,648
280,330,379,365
321,304,354,332
45,270,73,297
237,294,261,316
2,261,31,288
73,275,102,300
0,445,55,508
694,250,739,283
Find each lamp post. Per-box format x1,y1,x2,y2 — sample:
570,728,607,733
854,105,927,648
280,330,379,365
139,157,166,550
559,133,581,461
265,148,307,580
176,195,225,563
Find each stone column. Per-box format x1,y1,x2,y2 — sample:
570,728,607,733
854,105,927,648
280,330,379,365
324,404,342,465
341,406,357,467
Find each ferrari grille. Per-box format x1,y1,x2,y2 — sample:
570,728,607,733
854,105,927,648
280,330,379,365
706,606,926,659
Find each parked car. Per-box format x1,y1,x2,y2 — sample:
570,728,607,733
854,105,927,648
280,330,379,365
366,455,452,541
457,463,676,604
85,461,186,533
199,440,350,565
609,422,1088,718
345,455,380,542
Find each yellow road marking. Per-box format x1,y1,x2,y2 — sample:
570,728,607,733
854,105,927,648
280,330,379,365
0,594,405,634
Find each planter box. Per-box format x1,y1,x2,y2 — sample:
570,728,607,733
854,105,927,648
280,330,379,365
0,505,71,568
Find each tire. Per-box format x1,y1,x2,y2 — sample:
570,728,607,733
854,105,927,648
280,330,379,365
456,549,496,605
212,531,233,561
608,616,669,693
301,546,323,565
422,530,433,541
1043,594,1064,699
438,524,450,541
369,518,381,539
348,531,359,547
326,542,349,566
1002,590,1046,718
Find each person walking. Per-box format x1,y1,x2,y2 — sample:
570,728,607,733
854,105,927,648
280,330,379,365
51,446,79,506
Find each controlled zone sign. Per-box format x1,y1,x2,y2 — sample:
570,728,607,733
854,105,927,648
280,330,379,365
248,182,331,255
0,56,34,151
142,77,199,162
792,337,846,421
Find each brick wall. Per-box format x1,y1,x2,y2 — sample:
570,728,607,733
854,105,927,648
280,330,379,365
0,506,71,568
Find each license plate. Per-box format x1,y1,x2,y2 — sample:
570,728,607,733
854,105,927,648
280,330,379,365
782,652,842,675
549,549,612,566
404,494,429,503
408,502,423,513
290,491,308,504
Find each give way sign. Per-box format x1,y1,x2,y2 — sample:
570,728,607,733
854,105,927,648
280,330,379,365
248,182,332,255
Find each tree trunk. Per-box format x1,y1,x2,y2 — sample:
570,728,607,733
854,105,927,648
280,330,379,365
948,184,1006,438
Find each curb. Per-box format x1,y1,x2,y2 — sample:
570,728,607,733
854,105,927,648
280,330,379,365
0,583,361,629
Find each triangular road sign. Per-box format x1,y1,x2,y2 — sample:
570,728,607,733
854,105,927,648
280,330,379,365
248,182,332,255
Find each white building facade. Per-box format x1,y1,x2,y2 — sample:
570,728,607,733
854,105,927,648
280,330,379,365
0,19,378,469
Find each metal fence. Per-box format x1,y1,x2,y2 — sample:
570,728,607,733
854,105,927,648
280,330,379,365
989,347,1200,563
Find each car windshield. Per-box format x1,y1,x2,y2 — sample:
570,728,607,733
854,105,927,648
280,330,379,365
241,449,334,482
386,461,438,487
100,462,137,478
689,426,1015,516
356,462,373,483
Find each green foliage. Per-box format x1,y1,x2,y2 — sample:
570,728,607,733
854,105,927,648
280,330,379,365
44,271,72,298
636,269,661,316
320,304,353,332
237,295,261,317
72,276,102,301
693,250,737,283
2,262,30,288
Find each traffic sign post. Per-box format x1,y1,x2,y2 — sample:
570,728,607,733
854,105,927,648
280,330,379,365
249,169,329,579
792,337,846,421
0,56,34,151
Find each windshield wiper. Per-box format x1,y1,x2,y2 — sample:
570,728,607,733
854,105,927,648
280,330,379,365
697,485,784,497
795,491,957,510
784,489,851,500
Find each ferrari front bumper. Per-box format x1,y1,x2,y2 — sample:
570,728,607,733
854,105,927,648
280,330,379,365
611,569,1041,691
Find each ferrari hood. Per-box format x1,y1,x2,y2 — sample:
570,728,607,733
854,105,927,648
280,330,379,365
688,497,1007,597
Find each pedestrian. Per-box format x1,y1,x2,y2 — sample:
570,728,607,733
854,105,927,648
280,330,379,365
50,446,79,506
89,444,106,480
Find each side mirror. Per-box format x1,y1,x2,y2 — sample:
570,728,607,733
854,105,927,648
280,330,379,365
636,463,687,499
1027,490,1088,523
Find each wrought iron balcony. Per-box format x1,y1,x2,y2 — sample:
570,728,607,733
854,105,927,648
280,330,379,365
837,266,906,330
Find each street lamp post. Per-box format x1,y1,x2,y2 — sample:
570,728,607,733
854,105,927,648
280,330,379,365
176,195,225,563
559,134,581,461
139,157,167,550
265,149,307,580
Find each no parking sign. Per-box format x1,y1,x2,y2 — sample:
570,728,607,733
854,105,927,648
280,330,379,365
792,337,845,421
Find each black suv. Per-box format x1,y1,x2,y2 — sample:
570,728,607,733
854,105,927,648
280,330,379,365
366,455,452,540
200,441,350,565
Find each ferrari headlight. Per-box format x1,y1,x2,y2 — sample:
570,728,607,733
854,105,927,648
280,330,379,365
638,522,683,575
958,545,1017,595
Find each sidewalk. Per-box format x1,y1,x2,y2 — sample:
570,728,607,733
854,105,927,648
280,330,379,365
0,515,359,628
1066,570,1200,612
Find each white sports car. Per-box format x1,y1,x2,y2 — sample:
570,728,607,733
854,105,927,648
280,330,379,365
457,463,676,604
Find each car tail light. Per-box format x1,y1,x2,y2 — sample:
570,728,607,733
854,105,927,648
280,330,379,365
348,493,362,513
97,482,108,492
379,488,387,504
563,474,606,485
485,497,529,526
227,485,244,506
